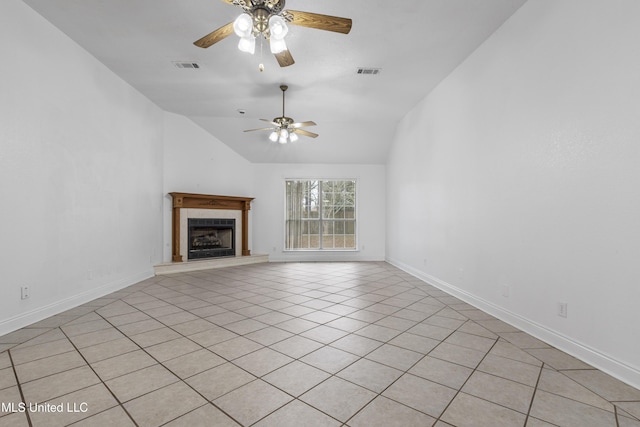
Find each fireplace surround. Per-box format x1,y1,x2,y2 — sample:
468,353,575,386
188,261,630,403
169,193,254,262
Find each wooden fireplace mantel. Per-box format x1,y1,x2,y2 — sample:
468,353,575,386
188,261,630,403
169,192,254,262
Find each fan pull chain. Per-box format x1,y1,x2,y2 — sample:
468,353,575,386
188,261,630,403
258,37,265,72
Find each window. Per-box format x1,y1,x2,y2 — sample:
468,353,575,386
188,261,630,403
285,179,356,250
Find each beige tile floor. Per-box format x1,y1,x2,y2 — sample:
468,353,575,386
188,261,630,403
1,262,639,426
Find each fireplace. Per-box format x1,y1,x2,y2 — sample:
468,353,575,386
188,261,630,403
170,193,254,262
188,218,235,260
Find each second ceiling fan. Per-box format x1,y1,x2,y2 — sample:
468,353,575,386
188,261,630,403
194,0,352,67
244,85,318,144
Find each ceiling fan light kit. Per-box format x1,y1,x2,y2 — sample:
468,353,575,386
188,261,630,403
233,13,253,38
237,34,256,54
234,4,289,56
269,37,287,54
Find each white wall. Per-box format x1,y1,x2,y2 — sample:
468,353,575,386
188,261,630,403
386,0,640,388
162,113,254,262
0,0,165,334
253,164,386,261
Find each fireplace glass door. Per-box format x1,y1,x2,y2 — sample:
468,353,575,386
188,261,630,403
187,218,235,259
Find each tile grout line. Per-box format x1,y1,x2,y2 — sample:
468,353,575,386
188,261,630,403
320,296,515,424
523,361,545,426
0,328,55,352
283,292,463,424
124,273,420,367
240,277,428,424
431,336,501,425
524,366,629,420
155,268,380,424
340,327,454,425
208,274,434,425
65,291,242,426
92,305,247,427
6,349,34,427
57,326,141,427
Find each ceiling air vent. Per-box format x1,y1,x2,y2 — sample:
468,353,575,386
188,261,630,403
356,67,381,75
172,61,200,69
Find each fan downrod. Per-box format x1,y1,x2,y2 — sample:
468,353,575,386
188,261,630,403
278,85,289,120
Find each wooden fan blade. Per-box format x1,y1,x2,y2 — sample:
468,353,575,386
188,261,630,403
286,10,352,34
260,119,279,126
274,49,295,67
291,121,316,128
295,129,319,138
244,127,275,132
194,22,234,48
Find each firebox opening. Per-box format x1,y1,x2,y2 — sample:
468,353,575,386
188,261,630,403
188,218,235,260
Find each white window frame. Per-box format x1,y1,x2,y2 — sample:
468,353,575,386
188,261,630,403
284,178,358,252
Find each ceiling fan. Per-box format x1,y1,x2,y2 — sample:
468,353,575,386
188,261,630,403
194,0,352,67
244,85,318,143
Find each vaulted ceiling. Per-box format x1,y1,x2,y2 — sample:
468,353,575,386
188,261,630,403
23,0,527,164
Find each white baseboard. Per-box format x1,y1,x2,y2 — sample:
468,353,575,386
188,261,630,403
0,269,154,338
386,257,640,391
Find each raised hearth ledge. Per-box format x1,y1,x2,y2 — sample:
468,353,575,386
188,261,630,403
154,254,269,275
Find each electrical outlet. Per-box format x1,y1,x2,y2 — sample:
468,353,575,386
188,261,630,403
21,286,30,300
558,302,568,318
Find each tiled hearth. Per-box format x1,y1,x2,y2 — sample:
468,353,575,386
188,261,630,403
1,262,639,426
154,254,269,275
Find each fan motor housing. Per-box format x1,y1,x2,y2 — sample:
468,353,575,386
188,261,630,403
252,8,270,33
250,0,286,15
250,0,286,34
274,117,294,128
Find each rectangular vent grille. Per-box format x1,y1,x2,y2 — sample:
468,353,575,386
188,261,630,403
173,62,200,69
356,67,381,75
